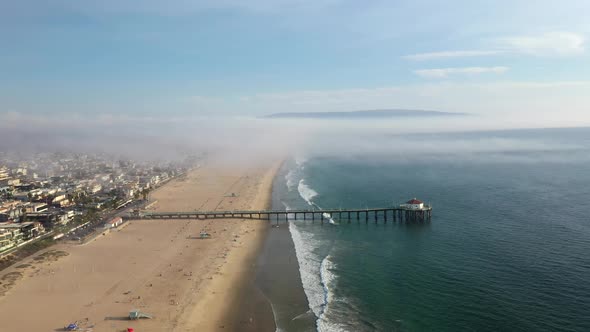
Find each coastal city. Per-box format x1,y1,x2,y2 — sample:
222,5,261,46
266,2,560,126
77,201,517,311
0,152,190,265
2,1,589,331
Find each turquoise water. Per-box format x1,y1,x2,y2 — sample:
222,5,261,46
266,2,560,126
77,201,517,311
272,128,590,331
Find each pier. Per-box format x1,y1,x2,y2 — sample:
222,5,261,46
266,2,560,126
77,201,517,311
126,201,432,224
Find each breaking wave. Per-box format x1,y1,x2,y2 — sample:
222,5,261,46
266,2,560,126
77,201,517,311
297,179,318,206
286,158,346,331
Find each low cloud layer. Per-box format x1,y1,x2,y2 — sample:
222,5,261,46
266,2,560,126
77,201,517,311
1,108,589,167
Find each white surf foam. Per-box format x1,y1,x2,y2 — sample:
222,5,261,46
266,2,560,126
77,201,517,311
285,168,297,191
295,155,308,169
323,212,339,225
288,221,326,318
297,178,339,225
319,255,335,312
286,160,346,330
288,217,348,331
317,255,348,332
298,179,318,206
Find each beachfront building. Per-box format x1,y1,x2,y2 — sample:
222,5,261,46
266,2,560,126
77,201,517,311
0,226,24,252
0,229,16,252
401,198,425,210
0,221,46,252
0,222,45,241
26,212,59,228
104,216,123,229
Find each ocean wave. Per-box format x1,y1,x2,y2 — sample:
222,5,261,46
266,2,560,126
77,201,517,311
298,179,318,206
295,155,308,169
285,168,298,191
318,255,348,332
297,178,339,224
323,212,339,225
287,160,345,330
320,255,336,307
288,221,326,318
286,156,308,192
289,218,347,331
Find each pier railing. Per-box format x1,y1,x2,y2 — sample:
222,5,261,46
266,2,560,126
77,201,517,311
126,206,432,223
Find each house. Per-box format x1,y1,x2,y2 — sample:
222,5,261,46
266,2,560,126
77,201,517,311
56,214,68,225
0,201,25,222
52,192,67,203
0,186,11,195
0,166,9,181
0,228,16,252
27,202,49,213
12,191,30,202
7,178,20,186
0,222,44,241
151,175,161,186
90,184,102,194
25,212,58,228
62,209,76,222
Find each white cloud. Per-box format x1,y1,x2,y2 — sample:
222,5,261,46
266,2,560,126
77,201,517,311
414,66,509,79
403,50,502,61
497,32,585,56
404,32,586,62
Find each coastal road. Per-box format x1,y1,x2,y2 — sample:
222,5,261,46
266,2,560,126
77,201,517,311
64,200,146,242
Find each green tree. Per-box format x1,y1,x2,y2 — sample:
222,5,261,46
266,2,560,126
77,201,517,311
141,188,150,200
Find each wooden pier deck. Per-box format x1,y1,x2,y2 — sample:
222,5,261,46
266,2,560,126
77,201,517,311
126,206,432,224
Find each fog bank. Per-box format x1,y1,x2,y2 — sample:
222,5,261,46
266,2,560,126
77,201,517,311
1,112,588,165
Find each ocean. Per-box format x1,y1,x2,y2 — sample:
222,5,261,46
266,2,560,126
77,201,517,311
257,127,590,332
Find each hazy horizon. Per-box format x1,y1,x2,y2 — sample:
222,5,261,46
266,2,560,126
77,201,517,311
2,3,590,115
2,0,590,159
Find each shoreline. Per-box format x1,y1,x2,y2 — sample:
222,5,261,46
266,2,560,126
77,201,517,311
256,160,317,332
179,161,282,331
222,161,281,331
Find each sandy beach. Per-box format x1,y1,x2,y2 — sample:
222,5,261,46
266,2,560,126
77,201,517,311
0,159,279,331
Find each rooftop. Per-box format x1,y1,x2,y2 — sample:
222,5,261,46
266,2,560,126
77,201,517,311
406,198,424,204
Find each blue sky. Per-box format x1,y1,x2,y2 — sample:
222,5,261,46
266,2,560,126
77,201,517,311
1,0,589,126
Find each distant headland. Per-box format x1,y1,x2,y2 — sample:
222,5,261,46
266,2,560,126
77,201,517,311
264,109,468,119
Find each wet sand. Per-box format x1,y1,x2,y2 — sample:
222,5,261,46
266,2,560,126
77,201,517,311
255,163,316,331
0,159,279,331
256,223,316,331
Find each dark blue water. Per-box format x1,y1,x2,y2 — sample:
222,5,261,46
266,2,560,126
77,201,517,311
274,128,590,331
